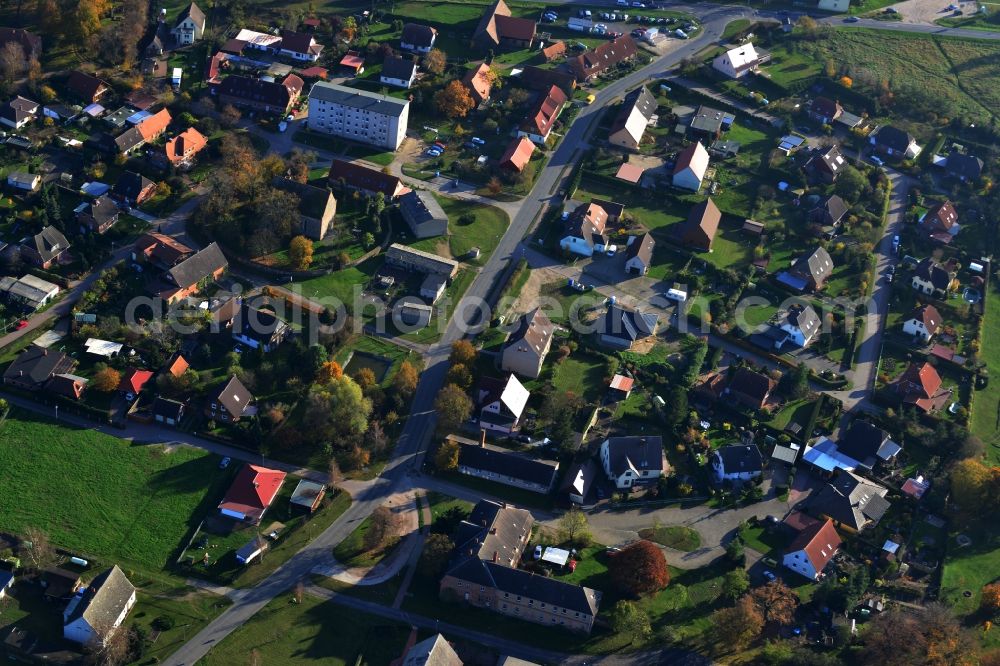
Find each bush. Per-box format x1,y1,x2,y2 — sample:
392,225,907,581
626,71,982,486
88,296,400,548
151,615,175,631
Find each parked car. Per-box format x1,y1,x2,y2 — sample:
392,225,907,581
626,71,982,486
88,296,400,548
632,1,646,6
844,15,860,21
14,320,28,330
617,0,629,6
471,137,486,145
219,456,231,469
870,155,884,166
534,545,543,559
763,570,777,582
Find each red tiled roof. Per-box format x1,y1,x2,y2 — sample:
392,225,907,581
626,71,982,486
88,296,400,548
165,127,208,164
542,41,566,61
119,368,154,394
615,162,644,183
520,85,566,137
297,66,329,79
462,63,492,105
340,52,365,69
897,361,942,401
137,108,172,142
218,464,287,521
787,518,841,572
165,353,189,377
908,303,942,336
609,374,634,392
499,136,534,172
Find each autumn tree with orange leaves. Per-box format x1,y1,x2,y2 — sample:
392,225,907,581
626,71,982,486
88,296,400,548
435,80,475,119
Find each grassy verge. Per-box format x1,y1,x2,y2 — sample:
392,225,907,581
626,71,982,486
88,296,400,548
970,280,1000,464
331,508,401,569
638,526,702,552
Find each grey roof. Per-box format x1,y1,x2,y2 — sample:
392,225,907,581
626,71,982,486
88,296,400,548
914,257,952,291
81,195,119,227
26,226,70,264
308,81,409,117
381,55,417,81
713,444,764,474
945,151,983,180
624,232,654,266
453,499,534,568
114,171,154,201
114,126,145,152
873,125,914,152
167,242,227,289
3,346,73,388
837,421,891,468
64,566,135,638
560,458,600,498
813,194,848,225
386,243,459,276
2,96,38,124
235,303,288,344
809,470,890,531
689,105,726,134
458,444,558,488
6,171,38,187
399,190,447,228
485,561,600,615
271,177,335,219
791,246,834,284
401,23,437,48
401,634,462,666
152,396,185,420
602,305,658,343
212,374,252,419
603,436,665,477
609,86,656,138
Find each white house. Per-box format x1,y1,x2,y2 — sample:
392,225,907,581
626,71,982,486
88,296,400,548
308,82,410,151
400,23,437,53
774,304,820,349
0,96,39,129
911,258,952,296
712,43,762,79
477,375,530,434
379,55,418,89
63,566,136,647
903,303,942,342
624,233,654,275
278,30,324,61
560,202,611,257
171,2,205,46
710,444,763,483
600,436,667,490
672,141,710,191
782,518,842,581
0,571,13,600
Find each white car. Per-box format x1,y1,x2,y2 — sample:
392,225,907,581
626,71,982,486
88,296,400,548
632,1,645,7
605,244,618,256
534,545,543,559
617,0,629,6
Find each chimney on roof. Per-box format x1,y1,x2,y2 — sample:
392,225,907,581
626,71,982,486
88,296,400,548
480,429,487,447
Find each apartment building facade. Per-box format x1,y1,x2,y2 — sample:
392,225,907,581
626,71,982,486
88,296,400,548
307,82,410,150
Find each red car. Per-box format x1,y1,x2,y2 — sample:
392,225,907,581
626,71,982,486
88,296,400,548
567,559,578,572
14,320,28,330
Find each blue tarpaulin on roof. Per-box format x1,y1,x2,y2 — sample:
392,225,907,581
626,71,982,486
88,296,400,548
776,272,808,291
80,181,110,197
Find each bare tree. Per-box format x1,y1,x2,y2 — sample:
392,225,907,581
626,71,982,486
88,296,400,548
0,42,25,82
22,527,56,571
328,457,342,487
91,626,134,666
294,580,305,604
363,505,397,552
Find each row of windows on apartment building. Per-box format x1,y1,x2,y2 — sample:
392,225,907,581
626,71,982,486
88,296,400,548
456,582,585,618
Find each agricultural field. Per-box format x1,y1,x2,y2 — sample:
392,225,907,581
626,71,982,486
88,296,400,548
0,409,232,571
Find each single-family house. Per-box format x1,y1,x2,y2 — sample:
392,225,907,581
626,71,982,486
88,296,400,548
870,125,921,160
519,65,577,96
501,308,555,379
462,62,493,106
499,136,535,172
399,189,448,238
945,150,983,182
132,232,194,269
6,171,40,192
66,71,110,103
380,55,417,89
339,51,366,75
119,368,154,401
217,74,303,116
113,126,146,155
725,367,773,410
3,346,74,391
0,96,39,129
45,373,88,400
911,257,952,296
567,35,637,82
624,233,654,276
218,464,286,523
712,43,763,79
439,500,600,633
171,2,206,45
163,352,189,378
21,225,70,269
561,459,600,505
272,177,337,240
600,305,658,350
678,197,720,251
472,0,536,51
711,443,764,483
807,97,843,125
152,396,185,426
542,40,566,62
158,242,228,304
77,195,119,234
63,566,136,647
328,158,407,198
808,470,890,533
278,29,323,61
164,127,208,167
206,374,253,423
782,518,841,581
810,194,848,228
688,105,732,139
805,145,846,184
902,303,941,342
0,274,59,310
783,246,834,292
919,200,959,242
400,23,437,53
231,303,291,352
895,361,947,413
401,634,462,666
455,434,559,494
560,201,611,257
477,375,530,434
672,141,710,191
774,303,820,348
608,86,656,151
600,436,667,490
518,85,567,144
802,421,900,474
113,171,156,207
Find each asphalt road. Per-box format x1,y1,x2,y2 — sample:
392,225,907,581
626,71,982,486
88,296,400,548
161,12,747,664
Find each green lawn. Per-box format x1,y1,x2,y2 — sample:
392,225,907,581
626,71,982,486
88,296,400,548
638,526,702,552
971,280,1000,464
738,524,790,559
201,591,412,665
294,258,380,313
721,19,751,41
550,353,608,404
331,507,402,569
766,399,816,433
940,519,1000,617
0,409,231,571
425,491,473,527
408,196,508,267
334,335,421,387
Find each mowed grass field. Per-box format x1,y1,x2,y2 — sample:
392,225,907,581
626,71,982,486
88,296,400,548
768,30,1000,122
0,409,231,571
970,281,1000,464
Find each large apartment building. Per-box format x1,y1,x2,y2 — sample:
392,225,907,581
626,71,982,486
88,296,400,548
307,82,410,150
